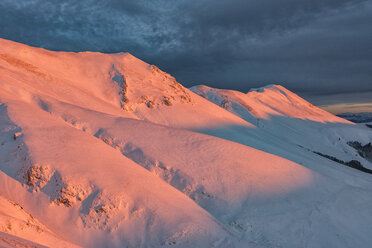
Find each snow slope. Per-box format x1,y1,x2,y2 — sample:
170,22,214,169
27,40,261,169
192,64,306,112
191,84,372,170
0,194,80,248
192,84,349,123
0,38,249,130
1,38,372,247
0,98,236,247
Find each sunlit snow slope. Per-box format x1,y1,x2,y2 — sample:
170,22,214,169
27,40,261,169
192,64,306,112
191,84,372,170
1,38,372,248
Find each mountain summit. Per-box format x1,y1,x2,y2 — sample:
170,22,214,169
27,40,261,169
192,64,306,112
191,84,349,124
1,38,372,248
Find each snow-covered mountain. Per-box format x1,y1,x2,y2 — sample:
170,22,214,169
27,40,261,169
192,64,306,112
1,38,372,248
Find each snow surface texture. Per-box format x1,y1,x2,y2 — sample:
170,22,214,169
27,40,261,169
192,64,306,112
0,38,372,247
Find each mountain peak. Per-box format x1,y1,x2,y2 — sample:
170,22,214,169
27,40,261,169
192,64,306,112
0,38,194,113
191,83,350,124
248,83,282,93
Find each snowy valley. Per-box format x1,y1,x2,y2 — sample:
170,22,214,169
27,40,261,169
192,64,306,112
0,38,372,248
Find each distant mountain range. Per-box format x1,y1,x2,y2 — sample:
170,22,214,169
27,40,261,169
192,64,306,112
1,38,372,248
337,112,372,124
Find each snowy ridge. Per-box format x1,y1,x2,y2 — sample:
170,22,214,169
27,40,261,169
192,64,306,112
0,38,247,130
1,38,372,247
191,84,350,123
190,84,372,169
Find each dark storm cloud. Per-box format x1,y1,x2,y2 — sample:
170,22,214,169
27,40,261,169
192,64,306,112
0,0,371,96
162,0,372,94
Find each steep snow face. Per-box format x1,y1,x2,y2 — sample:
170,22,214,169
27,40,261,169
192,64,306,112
1,38,372,248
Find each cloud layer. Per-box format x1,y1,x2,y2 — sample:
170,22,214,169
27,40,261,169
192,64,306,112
1,0,371,96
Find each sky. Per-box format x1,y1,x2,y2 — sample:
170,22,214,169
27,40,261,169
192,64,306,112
0,0,371,113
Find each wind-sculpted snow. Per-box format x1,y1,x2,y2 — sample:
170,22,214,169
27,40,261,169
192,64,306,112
1,38,372,247
0,194,81,248
0,101,235,247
